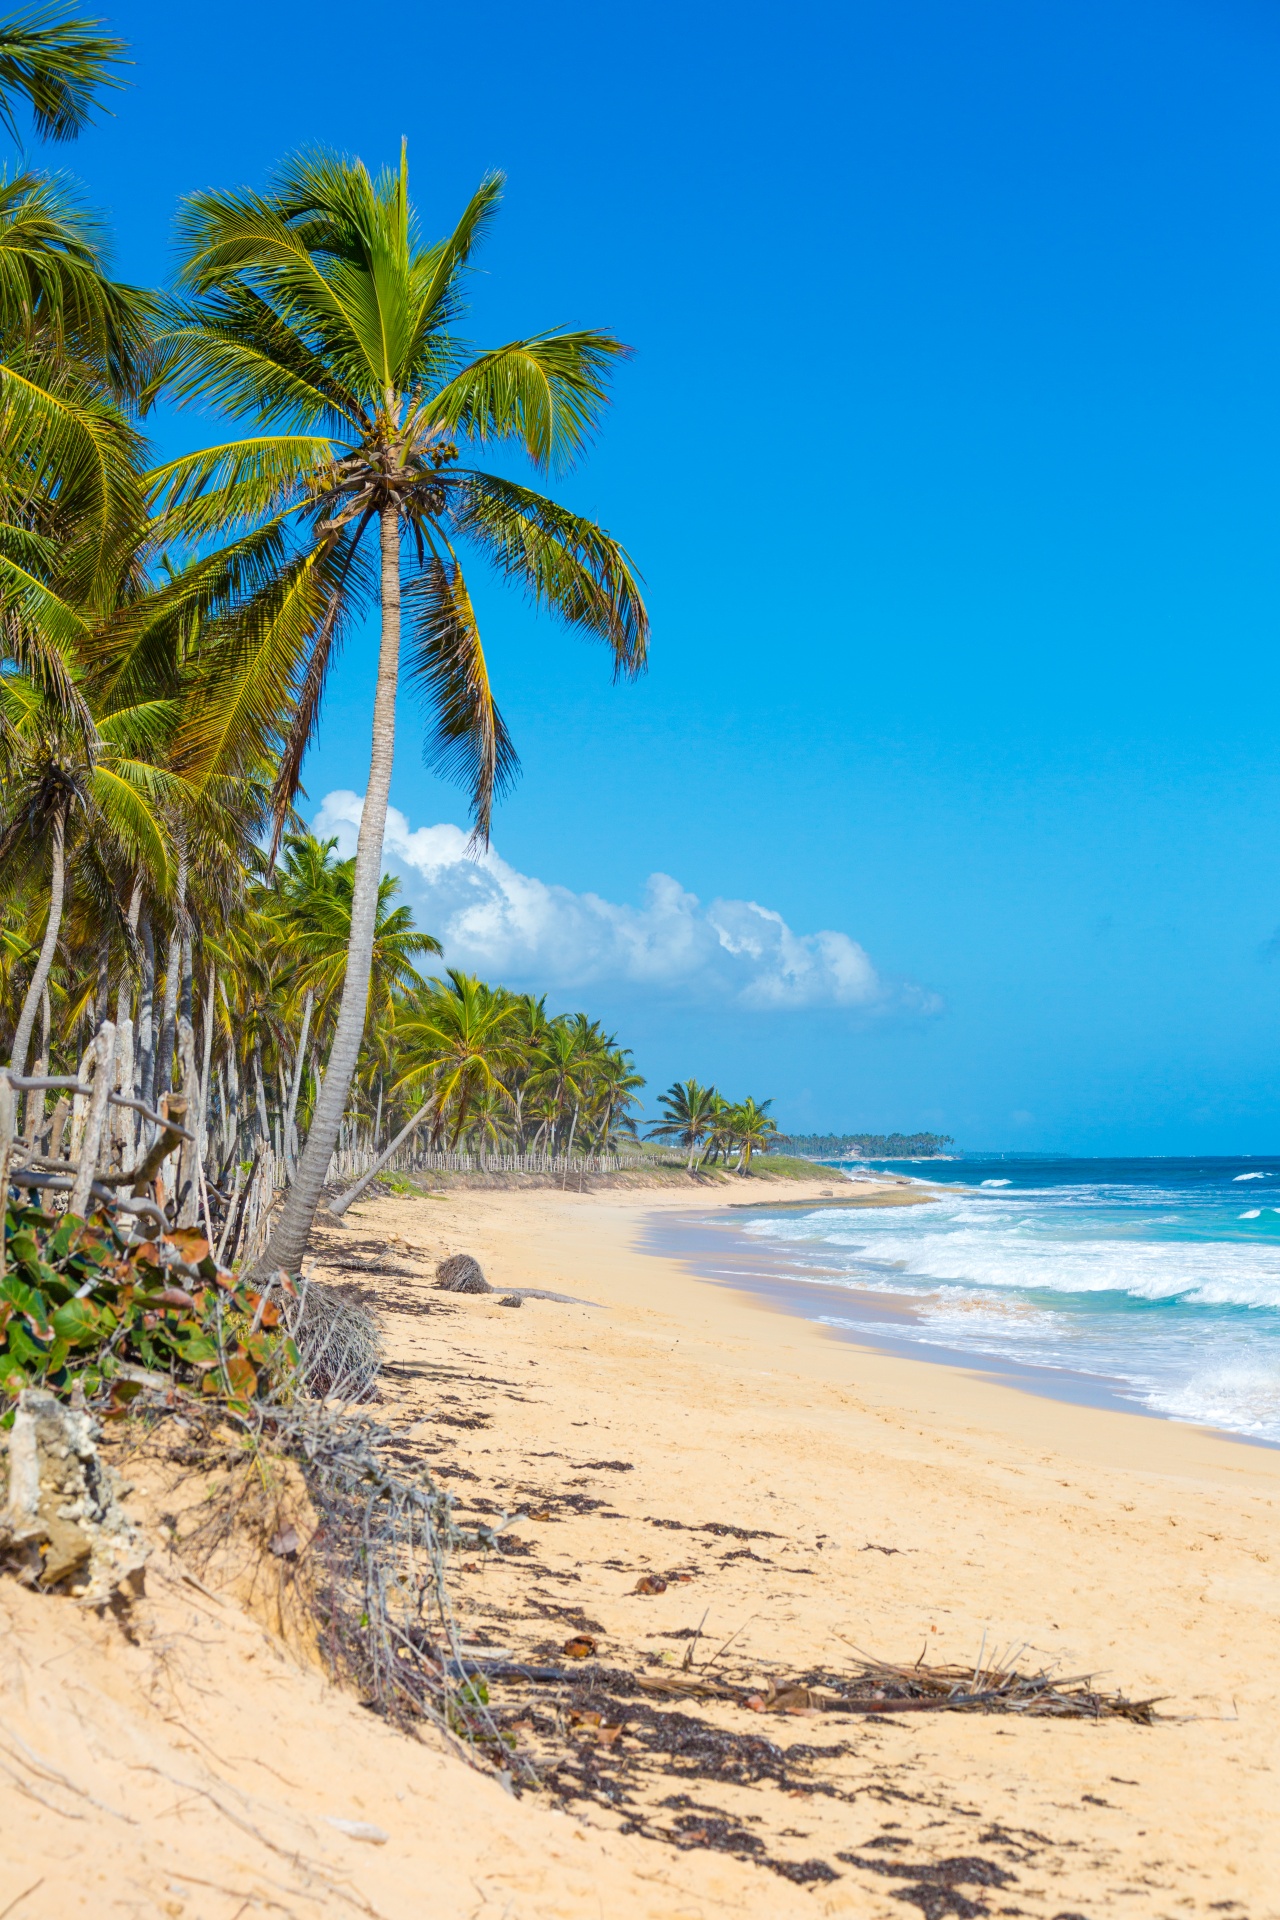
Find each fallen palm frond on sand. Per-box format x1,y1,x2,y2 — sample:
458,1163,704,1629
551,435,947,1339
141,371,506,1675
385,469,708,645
449,1639,1163,1726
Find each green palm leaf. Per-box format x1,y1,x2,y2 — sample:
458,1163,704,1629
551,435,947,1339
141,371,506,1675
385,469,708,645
406,555,518,841
0,6,126,144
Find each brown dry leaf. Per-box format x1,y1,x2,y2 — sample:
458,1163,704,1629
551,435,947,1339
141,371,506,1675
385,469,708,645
597,1725,623,1747
168,1230,210,1263
568,1710,601,1728
563,1634,597,1659
529,1508,553,1522
510,1718,534,1734
634,1574,668,1595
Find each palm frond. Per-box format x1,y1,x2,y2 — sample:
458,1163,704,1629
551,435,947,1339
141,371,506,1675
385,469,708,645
405,554,518,843
147,434,335,541
426,330,627,472
0,7,127,145
454,470,648,676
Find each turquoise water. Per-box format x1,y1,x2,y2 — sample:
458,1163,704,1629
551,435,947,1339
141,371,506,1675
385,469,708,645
658,1156,1280,1444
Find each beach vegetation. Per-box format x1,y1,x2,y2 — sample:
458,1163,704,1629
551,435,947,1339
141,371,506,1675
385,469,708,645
0,9,655,1278
647,1080,779,1174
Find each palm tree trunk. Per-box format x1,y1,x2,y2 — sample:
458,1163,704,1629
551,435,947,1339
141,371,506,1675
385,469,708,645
157,841,188,1100
176,931,200,1227
112,877,143,1160
282,987,314,1183
157,929,179,1099
137,906,155,1115
9,799,67,1079
255,504,402,1276
22,985,51,1142
197,962,215,1160
253,1041,270,1146
561,1101,580,1190
327,1097,433,1218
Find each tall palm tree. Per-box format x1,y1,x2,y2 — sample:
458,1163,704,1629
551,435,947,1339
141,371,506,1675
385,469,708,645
647,1078,719,1173
146,148,647,1274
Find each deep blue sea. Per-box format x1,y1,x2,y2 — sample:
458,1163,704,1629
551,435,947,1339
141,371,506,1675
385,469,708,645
652,1156,1280,1445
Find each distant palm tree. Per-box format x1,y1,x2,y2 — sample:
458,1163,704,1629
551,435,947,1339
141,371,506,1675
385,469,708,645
700,1091,734,1167
588,1045,645,1152
647,1078,719,1173
727,1095,777,1174
146,148,647,1274
272,832,439,1027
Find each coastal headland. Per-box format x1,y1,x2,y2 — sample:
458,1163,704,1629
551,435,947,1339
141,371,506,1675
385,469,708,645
3,1174,1276,1917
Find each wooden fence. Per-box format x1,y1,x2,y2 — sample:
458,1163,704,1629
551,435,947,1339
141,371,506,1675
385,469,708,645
323,1145,661,1182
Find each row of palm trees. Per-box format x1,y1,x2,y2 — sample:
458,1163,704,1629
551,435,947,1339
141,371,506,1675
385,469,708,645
0,9,649,1267
647,1078,778,1173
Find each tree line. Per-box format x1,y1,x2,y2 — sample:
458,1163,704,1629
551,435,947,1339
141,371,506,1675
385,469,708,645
773,1132,955,1159
0,9,652,1266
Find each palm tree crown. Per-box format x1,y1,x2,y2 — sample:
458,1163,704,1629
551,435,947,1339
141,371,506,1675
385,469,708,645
146,147,648,833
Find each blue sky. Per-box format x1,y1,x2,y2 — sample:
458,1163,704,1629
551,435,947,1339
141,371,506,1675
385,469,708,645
57,0,1280,1150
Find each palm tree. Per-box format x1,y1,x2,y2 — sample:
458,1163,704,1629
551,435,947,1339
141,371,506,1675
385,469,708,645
277,837,440,1029
647,1078,719,1173
0,649,171,1077
726,1095,777,1173
526,1014,599,1163
588,1044,645,1153
147,148,648,1274
394,970,517,1149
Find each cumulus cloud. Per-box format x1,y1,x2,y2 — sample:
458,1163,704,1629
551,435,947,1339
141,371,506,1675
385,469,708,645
314,791,938,1015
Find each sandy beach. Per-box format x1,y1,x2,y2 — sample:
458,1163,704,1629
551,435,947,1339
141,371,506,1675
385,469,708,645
4,1173,1278,1917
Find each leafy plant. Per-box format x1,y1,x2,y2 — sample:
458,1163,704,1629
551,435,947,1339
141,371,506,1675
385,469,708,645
0,1201,298,1413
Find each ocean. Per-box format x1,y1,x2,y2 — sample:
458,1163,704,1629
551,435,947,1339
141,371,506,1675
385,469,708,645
645,1155,1280,1446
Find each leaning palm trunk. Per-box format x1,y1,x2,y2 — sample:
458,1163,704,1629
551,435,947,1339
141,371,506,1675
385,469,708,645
253,507,402,1277
328,1097,434,1219
8,799,67,1079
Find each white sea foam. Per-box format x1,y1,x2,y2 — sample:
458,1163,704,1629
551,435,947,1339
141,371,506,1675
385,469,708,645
735,1174,1280,1440
1234,1172,1267,1181
980,1179,1011,1187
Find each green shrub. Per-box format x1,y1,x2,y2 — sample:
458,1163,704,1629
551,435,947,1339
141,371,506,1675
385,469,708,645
0,1202,298,1415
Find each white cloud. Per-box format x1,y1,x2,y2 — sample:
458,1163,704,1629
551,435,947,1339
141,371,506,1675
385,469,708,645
313,790,938,1015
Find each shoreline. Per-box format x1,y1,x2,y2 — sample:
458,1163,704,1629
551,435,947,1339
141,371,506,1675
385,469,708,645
9,1173,1276,1916
646,1193,1280,1450
330,1179,1280,1909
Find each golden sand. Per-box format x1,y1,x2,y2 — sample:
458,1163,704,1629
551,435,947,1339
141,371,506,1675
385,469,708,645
3,1176,1276,1917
